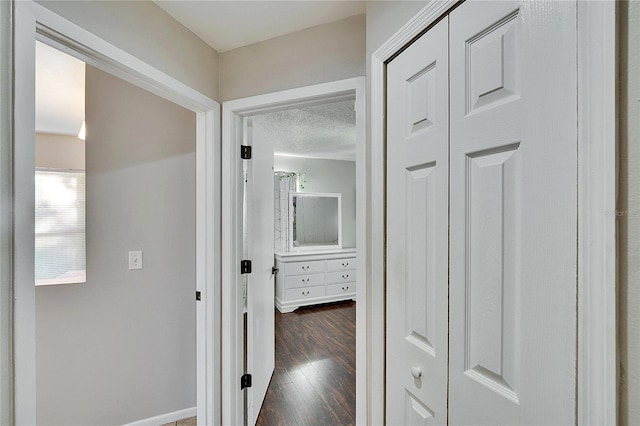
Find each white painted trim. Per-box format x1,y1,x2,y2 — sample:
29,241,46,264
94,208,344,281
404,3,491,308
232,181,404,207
369,0,617,424
13,3,38,422
31,4,216,112
122,407,197,426
577,1,617,425
353,74,367,426
0,0,14,423
13,2,220,425
222,77,366,426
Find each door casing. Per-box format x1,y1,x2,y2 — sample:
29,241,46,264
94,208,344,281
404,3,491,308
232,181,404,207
221,77,366,426
370,1,617,424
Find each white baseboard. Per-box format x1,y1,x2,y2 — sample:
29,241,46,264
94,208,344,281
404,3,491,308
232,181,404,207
122,407,196,426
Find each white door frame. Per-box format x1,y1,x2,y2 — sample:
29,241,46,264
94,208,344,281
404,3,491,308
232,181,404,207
10,2,220,424
369,1,617,425
222,77,366,425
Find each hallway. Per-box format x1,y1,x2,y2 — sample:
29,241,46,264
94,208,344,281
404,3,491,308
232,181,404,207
256,302,356,425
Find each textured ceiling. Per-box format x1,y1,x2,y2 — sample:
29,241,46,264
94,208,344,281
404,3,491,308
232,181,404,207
253,99,356,161
36,41,85,136
154,1,366,52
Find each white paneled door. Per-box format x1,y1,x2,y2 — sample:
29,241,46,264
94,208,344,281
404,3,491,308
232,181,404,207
386,0,578,424
245,117,275,425
449,1,577,424
386,17,449,425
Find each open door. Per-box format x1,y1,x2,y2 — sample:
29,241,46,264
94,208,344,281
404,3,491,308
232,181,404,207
243,117,275,425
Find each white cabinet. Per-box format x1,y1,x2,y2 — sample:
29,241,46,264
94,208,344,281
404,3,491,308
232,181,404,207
275,249,356,313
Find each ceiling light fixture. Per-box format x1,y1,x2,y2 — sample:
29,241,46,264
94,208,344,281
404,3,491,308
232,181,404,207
77,120,86,140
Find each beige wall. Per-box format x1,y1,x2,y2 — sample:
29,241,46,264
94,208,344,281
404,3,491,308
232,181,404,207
36,0,220,101
365,1,429,60
219,14,365,101
618,1,640,424
36,66,197,425
35,133,84,170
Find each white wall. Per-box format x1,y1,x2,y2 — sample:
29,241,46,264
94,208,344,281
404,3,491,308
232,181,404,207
618,1,639,424
219,14,365,101
35,66,197,425
274,156,356,248
35,0,220,101
35,133,84,170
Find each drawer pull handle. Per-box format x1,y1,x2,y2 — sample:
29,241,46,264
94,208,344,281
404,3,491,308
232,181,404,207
302,265,309,271
301,278,310,284
342,262,349,267
342,274,349,279
301,291,310,296
341,286,349,291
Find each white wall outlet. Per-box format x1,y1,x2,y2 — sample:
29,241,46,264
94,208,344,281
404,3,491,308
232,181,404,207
128,251,143,270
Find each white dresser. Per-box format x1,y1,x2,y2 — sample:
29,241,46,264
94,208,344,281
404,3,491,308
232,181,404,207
275,248,356,313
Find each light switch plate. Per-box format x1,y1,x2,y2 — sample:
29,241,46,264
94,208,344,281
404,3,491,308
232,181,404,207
128,251,143,270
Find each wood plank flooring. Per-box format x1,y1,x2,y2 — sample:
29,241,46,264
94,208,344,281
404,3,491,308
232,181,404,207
256,301,356,426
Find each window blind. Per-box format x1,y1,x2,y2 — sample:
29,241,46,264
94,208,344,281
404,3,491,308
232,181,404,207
35,170,86,284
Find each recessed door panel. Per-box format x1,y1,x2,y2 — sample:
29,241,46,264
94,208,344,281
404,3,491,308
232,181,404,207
465,144,521,403
405,162,437,355
405,390,436,426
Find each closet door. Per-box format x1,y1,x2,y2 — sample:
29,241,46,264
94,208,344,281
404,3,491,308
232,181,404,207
448,1,577,424
386,17,449,425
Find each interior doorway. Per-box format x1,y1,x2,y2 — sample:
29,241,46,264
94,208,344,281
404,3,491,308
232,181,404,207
251,99,358,425
222,77,366,426
34,40,200,425
12,2,219,423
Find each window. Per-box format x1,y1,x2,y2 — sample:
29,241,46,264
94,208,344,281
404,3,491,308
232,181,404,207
35,169,86,285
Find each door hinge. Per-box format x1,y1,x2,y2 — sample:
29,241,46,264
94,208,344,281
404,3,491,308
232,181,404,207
241,260,252,274
272,266,279,275
240,145,252,160
196,291,201,301
241,373,252,389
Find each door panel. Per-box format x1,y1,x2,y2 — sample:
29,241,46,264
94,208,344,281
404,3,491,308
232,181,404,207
246,117,275,425
449,1,577,424
386,17,449,425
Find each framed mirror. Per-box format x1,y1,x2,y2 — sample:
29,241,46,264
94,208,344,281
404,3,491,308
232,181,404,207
289,192,342,251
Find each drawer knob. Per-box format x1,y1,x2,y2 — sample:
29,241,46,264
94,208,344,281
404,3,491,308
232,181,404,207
342,286,349,291
342,274,349,279
301,290,310,296
301,278,310,283
302,265,309,271
411,366,422,379
342,262,349,267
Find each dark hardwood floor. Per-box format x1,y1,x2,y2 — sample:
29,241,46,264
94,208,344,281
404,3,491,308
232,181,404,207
256,301,356,426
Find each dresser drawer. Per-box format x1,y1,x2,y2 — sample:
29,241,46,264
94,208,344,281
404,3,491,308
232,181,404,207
327,282,356,296
284,260,325,276
285,285,325,301
326,257,355,272
285,273,324,289
326,270,356,284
